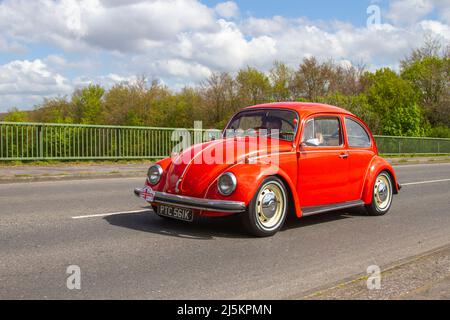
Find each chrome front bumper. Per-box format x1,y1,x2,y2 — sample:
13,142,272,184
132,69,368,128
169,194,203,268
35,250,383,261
134,188,246,213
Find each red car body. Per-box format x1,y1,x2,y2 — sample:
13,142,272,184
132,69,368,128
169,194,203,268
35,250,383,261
135,102,400,236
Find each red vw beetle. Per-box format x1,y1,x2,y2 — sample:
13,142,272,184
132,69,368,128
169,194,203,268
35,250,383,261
135,102,401,237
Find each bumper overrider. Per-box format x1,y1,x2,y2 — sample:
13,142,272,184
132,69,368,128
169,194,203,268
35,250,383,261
134,188,246,213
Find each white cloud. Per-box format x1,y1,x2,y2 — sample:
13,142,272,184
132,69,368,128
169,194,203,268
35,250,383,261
0,60,71,95
419,20,450,41
386,0,450,25
44,54,97,71
154,60,212,79
0,59,72,109
0,0,216,53
242,16,288,36
238,16,433,69
386,0,434,26
124,56,213,83
430,0,450,24
215,1,239,19
0,0,449,111
0,35,26,54
73,73,140,89
0,58,145,110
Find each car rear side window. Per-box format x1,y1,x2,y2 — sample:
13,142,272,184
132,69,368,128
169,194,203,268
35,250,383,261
345,117,371,148
301,116,342,147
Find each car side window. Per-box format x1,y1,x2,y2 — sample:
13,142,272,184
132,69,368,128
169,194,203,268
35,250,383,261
345,117,371,148
301,117,342,147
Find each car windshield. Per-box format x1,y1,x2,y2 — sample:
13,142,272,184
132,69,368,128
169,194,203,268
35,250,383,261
224,109,298,142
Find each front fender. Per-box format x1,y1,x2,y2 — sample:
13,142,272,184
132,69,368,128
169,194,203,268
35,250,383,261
204,162,302,217
144,157,173,191
361,156,400,204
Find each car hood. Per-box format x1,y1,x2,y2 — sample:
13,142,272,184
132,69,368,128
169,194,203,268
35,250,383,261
162,136,292,197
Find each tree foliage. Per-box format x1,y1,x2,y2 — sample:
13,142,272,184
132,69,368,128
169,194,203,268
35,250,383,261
3,108,29,122
2,41,448,137
236,67,271,106
400,37,449,130
72,84,105,124
364,68,424,136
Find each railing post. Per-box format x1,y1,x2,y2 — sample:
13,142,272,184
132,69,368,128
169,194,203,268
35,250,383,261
118,129,121,158
38,125,44,159
398,139,401,154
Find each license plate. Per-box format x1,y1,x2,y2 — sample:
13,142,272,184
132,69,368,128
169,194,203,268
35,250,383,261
157,205,194,222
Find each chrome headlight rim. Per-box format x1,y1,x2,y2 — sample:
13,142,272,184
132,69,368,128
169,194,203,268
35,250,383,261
147,164,163,185
217,172,237,196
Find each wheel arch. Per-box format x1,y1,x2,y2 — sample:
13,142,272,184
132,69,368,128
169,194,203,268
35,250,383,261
211,163,303,218
271,173,302,218
362,156,400,204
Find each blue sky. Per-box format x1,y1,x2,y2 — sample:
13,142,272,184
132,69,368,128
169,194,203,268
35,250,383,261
0,0,448,111
202,0,377,26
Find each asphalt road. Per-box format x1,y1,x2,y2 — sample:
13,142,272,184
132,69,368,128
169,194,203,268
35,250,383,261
0,163,449,299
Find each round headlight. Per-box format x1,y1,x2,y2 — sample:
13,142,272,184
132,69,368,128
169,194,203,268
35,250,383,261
217,172,237,196
147,164,163,185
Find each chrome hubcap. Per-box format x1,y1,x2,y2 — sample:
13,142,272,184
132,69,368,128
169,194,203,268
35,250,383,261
261,191,278,219
256,182,286,229
374,174,391,211
377,181,388,202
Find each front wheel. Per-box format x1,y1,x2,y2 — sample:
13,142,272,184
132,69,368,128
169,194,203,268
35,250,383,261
365,171,393,216
242,177,288,237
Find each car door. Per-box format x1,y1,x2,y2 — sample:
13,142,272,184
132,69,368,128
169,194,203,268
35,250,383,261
344,116,376,201
297,115,349,207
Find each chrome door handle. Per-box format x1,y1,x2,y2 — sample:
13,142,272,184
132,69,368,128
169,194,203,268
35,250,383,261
339,153,349,159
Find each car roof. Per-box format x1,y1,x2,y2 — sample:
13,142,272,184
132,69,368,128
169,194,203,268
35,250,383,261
244,102,355,118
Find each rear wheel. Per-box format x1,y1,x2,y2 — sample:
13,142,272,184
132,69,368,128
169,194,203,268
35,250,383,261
242,177,288,237
365,171,393,216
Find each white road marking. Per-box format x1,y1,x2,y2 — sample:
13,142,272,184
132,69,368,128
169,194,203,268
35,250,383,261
71,209,151,219
402,179,450,186
71,178,450,219
394,162,450,168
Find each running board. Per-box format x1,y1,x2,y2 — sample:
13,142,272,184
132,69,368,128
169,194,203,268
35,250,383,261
301,200,365,217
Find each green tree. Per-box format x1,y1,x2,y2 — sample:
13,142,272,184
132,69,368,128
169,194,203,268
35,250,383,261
6,40,447,138
200,72,236,126
401,56,449,127
428,126,450,138
269,61,294,101
317,93,381,134
329,63,366,96
3,108,29,122
236,67,271,106
364,68,425,136
174,87,204,127
30,97,74,123
72,84,105,124
292,57,334,100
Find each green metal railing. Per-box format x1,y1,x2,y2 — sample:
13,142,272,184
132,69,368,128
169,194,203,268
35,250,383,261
0,121,449,160
0,122,221,160
374,135,450,155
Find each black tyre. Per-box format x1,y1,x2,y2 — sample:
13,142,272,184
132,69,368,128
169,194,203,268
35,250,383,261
242,176,288,237
365,171,393,216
